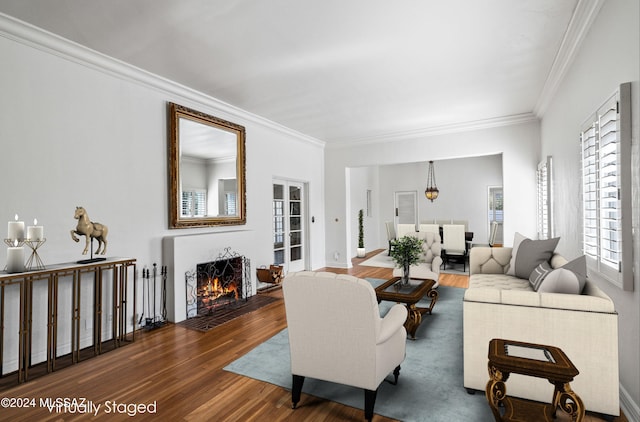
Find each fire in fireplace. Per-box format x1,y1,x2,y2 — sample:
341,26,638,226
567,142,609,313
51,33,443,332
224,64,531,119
196,256,243,315
184,248,251,318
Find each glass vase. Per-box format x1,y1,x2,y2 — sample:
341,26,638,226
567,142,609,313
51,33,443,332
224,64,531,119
402,261,410,285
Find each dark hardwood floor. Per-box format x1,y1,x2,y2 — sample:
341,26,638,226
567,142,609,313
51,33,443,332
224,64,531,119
0,249,626,421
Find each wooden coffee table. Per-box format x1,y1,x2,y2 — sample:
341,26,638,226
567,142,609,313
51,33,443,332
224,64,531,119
375,277,437,339
486,338,585,421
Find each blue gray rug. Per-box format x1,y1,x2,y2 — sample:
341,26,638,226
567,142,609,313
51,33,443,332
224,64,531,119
224,280,493,421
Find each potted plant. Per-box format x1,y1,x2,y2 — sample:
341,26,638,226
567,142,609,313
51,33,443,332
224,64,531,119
356,209,366,257
389,235,424,284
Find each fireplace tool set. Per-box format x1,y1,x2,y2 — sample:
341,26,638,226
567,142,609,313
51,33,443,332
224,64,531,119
139,263,167,330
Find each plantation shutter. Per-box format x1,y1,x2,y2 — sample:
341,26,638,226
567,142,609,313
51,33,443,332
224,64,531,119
536,156,552,239
581,121,598,260
580,82,632,290
597,99,620,269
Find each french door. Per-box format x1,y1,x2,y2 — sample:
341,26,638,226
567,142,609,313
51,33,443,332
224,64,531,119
273,180,307,273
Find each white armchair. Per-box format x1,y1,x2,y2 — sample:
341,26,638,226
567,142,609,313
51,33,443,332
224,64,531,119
283,271,408,421
392,231,442,288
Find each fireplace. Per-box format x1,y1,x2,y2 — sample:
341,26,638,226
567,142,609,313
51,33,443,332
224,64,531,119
185,248,251,318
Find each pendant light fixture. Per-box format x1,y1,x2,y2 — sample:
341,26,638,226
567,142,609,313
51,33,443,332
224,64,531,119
424,160,439,201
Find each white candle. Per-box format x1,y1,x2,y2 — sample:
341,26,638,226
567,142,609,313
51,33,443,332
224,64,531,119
8,214,25,241
7,240,24,273
27,218,44,241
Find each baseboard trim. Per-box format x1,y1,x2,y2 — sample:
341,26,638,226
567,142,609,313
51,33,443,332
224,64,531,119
620,383,640,422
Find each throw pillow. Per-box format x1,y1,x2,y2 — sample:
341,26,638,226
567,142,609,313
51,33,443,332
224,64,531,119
529,261,553,291
506,233,559,279
537,255,587,294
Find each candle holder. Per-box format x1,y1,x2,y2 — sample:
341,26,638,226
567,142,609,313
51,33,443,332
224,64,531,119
4,238,25,247
24,238,46,271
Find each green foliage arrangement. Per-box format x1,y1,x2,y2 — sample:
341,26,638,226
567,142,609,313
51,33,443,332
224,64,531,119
389,235,424,270
358,209,365,248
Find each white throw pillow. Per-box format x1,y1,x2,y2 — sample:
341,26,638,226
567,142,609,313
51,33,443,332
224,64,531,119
536,255,587,294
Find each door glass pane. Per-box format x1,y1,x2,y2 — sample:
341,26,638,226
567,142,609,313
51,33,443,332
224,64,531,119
290,217,301,231
290,246,301,261
289,186,301,200
274,250,284,265
274,184,284,200
290,232,301,246
273,218,284,249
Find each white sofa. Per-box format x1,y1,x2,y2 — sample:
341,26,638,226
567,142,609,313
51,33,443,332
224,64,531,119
463,246,619,417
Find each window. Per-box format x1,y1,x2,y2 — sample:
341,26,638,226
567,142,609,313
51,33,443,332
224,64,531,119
487,187,504,245
536,156,553,239
181,189,206,217
580,83,632,291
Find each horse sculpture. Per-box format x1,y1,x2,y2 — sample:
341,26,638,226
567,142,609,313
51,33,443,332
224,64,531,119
70,206,108,255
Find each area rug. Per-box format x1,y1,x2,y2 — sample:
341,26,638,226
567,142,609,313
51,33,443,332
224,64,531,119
177,295,280,332
360,250,469,275
224,281,493,421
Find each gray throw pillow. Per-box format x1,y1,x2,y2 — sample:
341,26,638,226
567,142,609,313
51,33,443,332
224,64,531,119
507,234,559,279
529,261,553,291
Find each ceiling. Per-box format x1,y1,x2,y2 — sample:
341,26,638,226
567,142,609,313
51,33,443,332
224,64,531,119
0,0,583,145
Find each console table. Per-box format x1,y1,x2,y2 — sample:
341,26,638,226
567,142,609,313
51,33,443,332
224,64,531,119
0,258,137,385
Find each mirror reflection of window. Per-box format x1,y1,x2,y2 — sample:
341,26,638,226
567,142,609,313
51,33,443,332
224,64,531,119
182,189,206,217
218,179,238,216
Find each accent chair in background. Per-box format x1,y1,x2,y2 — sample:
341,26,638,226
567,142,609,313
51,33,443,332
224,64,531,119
385,221,396,255
442,224,467,272
396,223,416,238
283,271,408,422
418,223,439,235
392,231,442,288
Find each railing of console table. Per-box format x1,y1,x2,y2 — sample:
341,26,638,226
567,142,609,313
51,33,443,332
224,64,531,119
0,257,137,386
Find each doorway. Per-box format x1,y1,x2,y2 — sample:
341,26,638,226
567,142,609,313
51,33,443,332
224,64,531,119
273,180,308,273
394,191,418,231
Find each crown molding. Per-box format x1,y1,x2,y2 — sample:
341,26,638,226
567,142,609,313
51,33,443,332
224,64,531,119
0,13,325,149
326,112,539,149
534,0,606,117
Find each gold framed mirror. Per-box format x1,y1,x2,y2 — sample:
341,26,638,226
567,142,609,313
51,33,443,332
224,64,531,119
168,102,246,228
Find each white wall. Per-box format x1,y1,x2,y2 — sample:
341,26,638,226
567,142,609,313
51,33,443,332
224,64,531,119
0,16,325,361
376,155,503,247
347,166,379,258
325,121,539,268
540,0,639,418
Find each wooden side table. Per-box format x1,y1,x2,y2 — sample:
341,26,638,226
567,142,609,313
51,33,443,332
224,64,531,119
486,338,585,422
